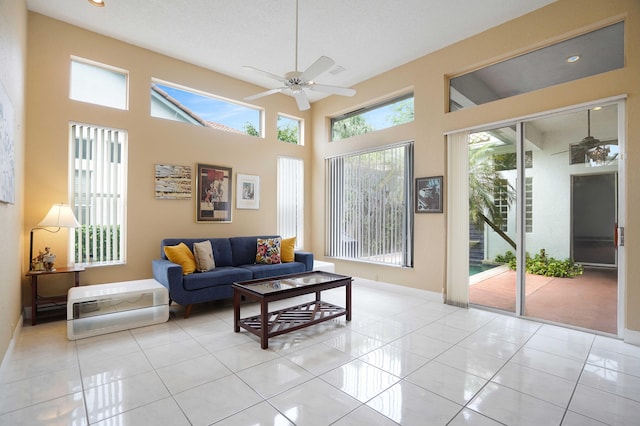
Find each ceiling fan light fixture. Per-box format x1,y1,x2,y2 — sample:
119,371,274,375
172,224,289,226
88,0,105,7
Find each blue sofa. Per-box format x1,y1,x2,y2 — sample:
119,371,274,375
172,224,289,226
152,236,313,318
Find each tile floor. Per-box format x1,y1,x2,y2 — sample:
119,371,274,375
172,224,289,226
1,278,639,425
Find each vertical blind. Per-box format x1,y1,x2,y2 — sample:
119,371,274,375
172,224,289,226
327,142,413,267
70,123,126,265
277,156,304,248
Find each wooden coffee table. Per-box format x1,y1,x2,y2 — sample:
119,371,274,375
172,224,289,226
233,271,352,349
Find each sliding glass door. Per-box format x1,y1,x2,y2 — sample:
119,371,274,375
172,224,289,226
456,101,624,335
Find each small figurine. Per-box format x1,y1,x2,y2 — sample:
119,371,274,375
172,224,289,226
41,247,56,271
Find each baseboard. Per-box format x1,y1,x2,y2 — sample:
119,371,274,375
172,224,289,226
0,313,24,378
624,328,640,346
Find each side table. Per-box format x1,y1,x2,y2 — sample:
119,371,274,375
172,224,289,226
26,266,85,326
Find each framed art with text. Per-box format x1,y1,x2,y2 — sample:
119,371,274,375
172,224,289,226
196,163,232,222
415,176,443,213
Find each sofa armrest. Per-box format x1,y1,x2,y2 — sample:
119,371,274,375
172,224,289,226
294,251,314,271
152,259,183,292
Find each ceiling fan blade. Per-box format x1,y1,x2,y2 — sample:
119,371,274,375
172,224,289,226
243,66,284,83
244,87,285,101
310,84,356,97
293,90,310,111
301,56,335,81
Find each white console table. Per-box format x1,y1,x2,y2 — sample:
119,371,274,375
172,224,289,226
67,279,169,340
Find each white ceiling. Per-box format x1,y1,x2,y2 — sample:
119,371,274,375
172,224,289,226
25,0,557,103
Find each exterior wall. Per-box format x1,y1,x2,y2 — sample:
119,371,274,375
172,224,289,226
0,0,27,364
24,13,312,304
311,0,640,334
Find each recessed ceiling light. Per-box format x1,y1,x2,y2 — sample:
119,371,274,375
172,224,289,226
88,0,105,7
566,55,581,63
593,106,602,111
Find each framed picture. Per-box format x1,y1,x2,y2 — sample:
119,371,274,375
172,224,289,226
415,176,443,213
196,163,232,222
154,164,192,200
236,174,260,209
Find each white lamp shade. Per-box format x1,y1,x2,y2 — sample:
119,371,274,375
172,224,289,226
37,204,81,228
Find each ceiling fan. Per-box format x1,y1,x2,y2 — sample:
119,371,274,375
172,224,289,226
243,0,356,111
552,109,614,164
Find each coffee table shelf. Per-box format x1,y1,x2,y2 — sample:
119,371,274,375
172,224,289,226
239,300,347,337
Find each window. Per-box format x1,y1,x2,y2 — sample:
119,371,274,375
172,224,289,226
327,142,414,266
151,80,261,136
277,114,302,145
277,157,304,247
70,123,127,265
331,94,414,141
525,177,533,233
70,58,128,110
494,178,510,232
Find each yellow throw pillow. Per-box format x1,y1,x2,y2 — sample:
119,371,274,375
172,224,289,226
164,242,197,275
281,237,296,263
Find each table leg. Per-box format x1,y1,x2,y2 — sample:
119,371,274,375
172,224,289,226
31,275,37,326
233,290,240,332
74,272,80,287
346,280,352,321
260,299,269,349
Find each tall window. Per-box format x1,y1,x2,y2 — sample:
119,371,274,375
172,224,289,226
277,157,304,248
327,142,414,266
70,123,127,265
330,93,414,141
70,58,128,110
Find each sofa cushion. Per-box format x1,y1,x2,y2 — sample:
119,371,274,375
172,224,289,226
164,243,197,275
193,240,215,272
281,237,296,263
255,237,281,264
182,266,253,291
240,261,306,279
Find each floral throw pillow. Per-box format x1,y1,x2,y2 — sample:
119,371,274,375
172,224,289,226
255,237,281,264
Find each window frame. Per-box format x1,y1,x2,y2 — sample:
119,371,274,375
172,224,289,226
69,56,129,110
277,113,303,145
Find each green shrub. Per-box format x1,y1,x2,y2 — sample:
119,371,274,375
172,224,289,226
494,249,583,278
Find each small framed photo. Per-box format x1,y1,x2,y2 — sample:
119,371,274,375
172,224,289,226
196,163,232,222
236,174,260,209
415,176,443,213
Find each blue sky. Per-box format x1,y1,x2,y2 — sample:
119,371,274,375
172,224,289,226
158,84,259,131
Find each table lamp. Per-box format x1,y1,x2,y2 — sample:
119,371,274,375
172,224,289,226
29,203,81,271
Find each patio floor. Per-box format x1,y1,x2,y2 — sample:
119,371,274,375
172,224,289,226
469,267,618,334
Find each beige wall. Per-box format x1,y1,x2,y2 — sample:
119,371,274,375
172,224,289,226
24,13,312,302
311,0,640,334
0,0,27,364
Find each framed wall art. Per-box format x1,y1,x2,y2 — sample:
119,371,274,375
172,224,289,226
196,163,232,222
0,81,15,204
415,176,443,213
154,164,192,200
236,173,260,209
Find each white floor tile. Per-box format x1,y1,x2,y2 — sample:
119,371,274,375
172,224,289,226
405,360,487,405
468,382,566,426
268,378,360,426
174,374,262,425
359,343,430,378
492,361,576,407
155,353,232,394
2,280,638,426
569,383,640,425
580,364,640,402
236,357,314,399
213,401,294,426
320,359,400,403
366,380,462,426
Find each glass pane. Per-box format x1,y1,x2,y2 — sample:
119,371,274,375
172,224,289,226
450,22,623,111
70,59,127,110
151,82,261,136
277,115,302,145
468,127,517,313
523,105,618,334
